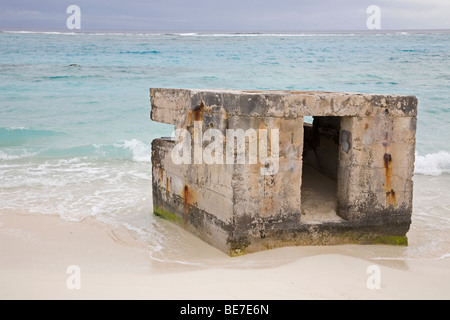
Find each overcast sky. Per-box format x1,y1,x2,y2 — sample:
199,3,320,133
1,0,449,31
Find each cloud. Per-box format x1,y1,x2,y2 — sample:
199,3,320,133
379,0,450,29
0,0,448,30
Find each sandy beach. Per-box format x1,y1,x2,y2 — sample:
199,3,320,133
1,209,449,300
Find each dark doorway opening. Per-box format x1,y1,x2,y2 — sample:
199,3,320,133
301,117,343,224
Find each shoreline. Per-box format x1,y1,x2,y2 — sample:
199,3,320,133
1,24,449,301
1,211,449,300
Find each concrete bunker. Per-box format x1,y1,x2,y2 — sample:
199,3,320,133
150,88,417,256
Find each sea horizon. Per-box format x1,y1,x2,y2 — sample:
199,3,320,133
2,27,450,35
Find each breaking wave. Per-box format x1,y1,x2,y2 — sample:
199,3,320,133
415,151,450,176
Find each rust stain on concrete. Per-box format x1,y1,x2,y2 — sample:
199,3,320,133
166,177,170,194
193,102,205,121
182,185,197,224
383,153,396,207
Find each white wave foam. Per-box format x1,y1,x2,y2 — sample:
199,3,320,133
178,33,199,36
118,139,152,162
415,151,450,176
373,253,450,261
5,30,79,35
0,149,40,160
0,158,154,216
6,126,29,131
176,32,358,37
4,30,387,38
4,30,163,37
435,253,450,261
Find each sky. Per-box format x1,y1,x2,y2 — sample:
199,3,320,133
0,0,449,31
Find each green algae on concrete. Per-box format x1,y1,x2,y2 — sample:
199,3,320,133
373,236,408,246
154,206,184,224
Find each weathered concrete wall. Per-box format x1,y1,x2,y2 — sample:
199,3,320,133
150,88,417,255
151,89,417,123
337,114,416,227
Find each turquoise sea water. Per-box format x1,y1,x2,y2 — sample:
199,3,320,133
0,30,449,262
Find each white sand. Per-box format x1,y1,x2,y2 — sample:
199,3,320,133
1,211,449,300
301,164,344,224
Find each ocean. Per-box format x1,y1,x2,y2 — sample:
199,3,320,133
0,30,449,265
